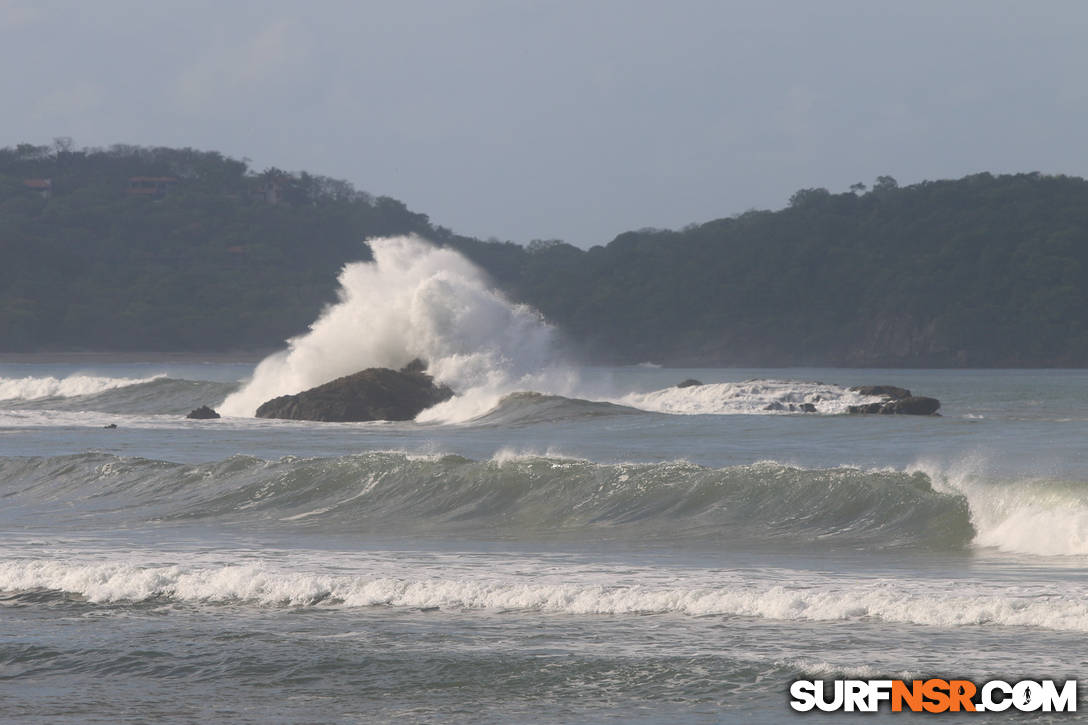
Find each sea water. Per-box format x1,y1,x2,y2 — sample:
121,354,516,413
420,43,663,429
2,362,1086,723
1,238,1086,723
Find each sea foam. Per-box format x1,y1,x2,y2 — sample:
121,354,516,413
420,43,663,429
2,559,1085,632
619,379,882,415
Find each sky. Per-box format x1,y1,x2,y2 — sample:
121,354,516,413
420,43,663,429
3,0,1087,247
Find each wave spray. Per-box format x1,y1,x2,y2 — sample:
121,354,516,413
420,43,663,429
219,236,570,419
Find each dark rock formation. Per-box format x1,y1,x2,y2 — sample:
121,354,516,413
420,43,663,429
676,379,703,388
848,388,941,416
882,396,941,415
103,423,118,429
798,402,817,413
848,402,885,415
255,364,454,422
849,385,911,399
186,405,221,419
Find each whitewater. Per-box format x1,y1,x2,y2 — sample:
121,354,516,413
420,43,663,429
2,238,1086,723
219,235,572,421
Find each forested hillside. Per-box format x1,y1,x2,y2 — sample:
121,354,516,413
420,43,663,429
492,174,1088,366
2,142,1086,366
0,142,437,350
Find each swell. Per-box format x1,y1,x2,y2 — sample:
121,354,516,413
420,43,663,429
467,392,645,426
2,377,238,415
0,452,973,550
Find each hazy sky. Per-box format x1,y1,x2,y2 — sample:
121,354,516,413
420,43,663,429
4,0,1087,247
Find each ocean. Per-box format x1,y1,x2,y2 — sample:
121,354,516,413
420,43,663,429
2,239,1085,723
2,361,1085,723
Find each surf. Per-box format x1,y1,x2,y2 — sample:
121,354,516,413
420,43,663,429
0,452,975,551
0,373,165,402
208,234,914,424
10,449,1088,557
3,555,1086,633
219,235,572,420
912,457,1088,556
618,379,884,415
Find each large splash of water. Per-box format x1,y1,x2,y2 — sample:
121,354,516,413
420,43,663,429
911,456,1088,557
219,236,571,419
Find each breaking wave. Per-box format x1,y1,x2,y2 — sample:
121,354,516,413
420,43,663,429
912,458,1088,557
0,451,972,550
0,376,238,415
2,558,1086,632
0,374,165,402
619,379,882,415
4,450,1088,556
460,381,891,424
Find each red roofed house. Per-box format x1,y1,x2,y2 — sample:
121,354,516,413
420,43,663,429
23,178,52,198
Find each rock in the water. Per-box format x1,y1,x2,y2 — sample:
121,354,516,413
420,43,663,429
849,385,911,399
676,379,703,388
847,383,939,415
798,402,817,413
848,395,940,415
883,396,941,415
186,405,221,419
103,423,118,429
255,366,454,422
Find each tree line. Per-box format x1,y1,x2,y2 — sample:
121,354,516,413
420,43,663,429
2,141,1086,366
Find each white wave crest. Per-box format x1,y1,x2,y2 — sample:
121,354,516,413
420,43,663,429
619,379,881,415
219,235,572,420
912,457,1088,557
3,559,1086,632
0,374,164,401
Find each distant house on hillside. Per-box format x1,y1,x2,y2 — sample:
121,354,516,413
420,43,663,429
23,178,52,198
250,178,284,205
128,177,178,197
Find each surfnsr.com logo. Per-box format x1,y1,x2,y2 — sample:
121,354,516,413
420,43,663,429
789,679,1077,713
